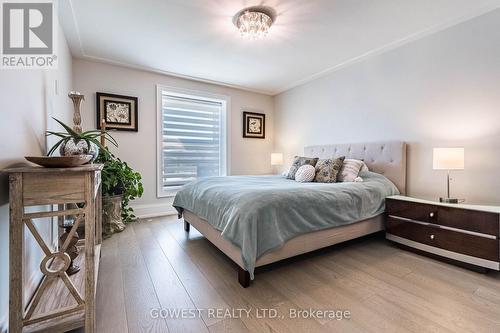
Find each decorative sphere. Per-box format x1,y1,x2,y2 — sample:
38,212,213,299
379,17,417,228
295,165,316,182
60,138,99,161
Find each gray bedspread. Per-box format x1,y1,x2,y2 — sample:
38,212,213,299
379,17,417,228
173,171,399,279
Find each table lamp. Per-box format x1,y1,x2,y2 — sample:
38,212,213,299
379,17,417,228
271,153,283,166
271,153,283,174
432,148,464,203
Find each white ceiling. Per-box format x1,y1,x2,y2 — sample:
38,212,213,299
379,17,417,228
60,0,500,95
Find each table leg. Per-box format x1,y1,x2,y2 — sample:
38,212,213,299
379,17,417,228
84,173,96,333
9,173,24,333
96,183,102,245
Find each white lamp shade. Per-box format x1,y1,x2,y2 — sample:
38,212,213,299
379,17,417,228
433,148,464,170
271,153,283,166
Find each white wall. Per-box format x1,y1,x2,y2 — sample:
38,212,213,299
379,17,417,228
73,59,274,217
274,9,500,205
0,24,73,332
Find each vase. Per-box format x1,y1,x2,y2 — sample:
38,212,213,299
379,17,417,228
59,138,99,161
68,91,84,134
102,194,126,238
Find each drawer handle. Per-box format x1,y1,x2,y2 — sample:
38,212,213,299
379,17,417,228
429,212,435,218
430,234,435,240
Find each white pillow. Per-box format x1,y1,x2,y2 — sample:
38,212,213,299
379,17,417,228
294,165,316,182
338,159,365,182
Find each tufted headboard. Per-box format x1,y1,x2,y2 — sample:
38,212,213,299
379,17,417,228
304,141,407,194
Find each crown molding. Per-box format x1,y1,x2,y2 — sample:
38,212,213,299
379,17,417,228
74,54,275,96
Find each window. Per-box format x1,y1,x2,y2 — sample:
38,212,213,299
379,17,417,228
157,86,229,197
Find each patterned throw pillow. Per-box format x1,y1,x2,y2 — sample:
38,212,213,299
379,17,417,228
314,156,345,183
338,159,365,182
295,165,316,182
287,156,319,180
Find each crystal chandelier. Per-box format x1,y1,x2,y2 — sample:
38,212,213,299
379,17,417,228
233,6,276,39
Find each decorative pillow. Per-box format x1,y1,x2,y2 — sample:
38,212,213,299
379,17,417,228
287,156,319,180
314,156,345,183
360,162,369,172
338,159,365,182
295,165,316,183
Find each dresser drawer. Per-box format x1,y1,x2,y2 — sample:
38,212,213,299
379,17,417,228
436,206,499,236
386,198,499,236
386,198,438,223
386,217,499,262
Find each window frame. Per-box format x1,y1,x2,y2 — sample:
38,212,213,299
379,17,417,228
156,84,231,198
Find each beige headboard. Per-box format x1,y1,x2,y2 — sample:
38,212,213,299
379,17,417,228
304,141,407,194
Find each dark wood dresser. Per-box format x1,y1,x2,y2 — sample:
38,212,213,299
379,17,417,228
385,195,500,271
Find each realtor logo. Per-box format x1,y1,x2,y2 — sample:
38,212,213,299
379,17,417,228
1,0,57,68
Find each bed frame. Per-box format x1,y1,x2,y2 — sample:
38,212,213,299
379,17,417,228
183,141,407,287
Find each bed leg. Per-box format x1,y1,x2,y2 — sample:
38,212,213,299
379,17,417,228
238,267,250,288
184,221,190,232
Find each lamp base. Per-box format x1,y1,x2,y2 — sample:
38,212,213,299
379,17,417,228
440,197,459,204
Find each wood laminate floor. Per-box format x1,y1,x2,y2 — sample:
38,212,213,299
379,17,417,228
80,216,500,333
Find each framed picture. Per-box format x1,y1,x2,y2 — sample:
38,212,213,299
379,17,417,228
243,111,265,139
96,92,138,131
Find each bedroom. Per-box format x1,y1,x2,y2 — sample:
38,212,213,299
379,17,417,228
1,0,500,332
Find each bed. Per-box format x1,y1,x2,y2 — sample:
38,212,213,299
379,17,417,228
173,141,407,287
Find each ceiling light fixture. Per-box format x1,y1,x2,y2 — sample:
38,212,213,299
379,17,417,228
233,6,276,39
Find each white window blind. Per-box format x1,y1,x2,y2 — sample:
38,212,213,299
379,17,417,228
158,88,227,195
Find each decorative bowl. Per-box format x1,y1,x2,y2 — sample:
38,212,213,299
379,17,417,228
25,155,93,168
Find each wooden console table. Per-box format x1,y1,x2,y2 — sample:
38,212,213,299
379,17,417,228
6,164,103,333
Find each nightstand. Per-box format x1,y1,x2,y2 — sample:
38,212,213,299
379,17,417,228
385,195,500,271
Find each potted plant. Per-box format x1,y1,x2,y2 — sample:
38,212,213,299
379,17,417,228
46,118,117,160
95,149,143,237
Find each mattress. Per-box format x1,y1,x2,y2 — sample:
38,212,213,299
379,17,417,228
173,171,399,278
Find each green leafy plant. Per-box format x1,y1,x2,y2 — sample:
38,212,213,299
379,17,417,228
96,149,144,223
46,117,117,156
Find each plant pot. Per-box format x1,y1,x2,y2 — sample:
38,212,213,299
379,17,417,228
60,138,99,162
102,194,126,238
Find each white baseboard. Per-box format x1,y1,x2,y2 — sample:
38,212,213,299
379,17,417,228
130,203,177,219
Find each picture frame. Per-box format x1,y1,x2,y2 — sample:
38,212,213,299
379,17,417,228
96,92,138,131
243,111,265,139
